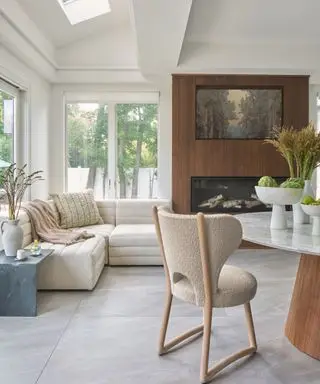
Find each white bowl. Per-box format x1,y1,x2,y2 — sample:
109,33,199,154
301,204,320,217
255,186,303,205
301,204,320,236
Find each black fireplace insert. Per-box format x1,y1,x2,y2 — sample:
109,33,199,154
191,176,289,213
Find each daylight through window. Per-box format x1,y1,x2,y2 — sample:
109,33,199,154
66,100,158,199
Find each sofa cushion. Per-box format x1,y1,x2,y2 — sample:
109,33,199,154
73,224,115,240
95,200,116,225
51,190,103,229
109,224,158,247
116,199,170,225
37,235,105,290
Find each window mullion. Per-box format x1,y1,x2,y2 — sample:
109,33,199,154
108,102,116,198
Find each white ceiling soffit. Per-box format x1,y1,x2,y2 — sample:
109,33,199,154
57,0,111,26
130,0,193,74
184,0,320,45
178,0,320,73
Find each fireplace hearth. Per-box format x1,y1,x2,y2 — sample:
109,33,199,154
191,176,289,213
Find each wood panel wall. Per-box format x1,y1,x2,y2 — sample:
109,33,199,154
172,74,310,213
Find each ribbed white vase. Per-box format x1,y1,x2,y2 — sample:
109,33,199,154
292,180,314,225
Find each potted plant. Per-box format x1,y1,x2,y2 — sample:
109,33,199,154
0,164,43,256
265,123,320,224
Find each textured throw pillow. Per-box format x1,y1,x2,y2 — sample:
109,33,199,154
51,190,103,229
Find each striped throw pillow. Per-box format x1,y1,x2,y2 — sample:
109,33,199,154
51,190,103,229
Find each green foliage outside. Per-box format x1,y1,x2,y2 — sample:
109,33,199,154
0,91,13,164
67,103,158,198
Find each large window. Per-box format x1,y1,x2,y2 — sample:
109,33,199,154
66,95,158,199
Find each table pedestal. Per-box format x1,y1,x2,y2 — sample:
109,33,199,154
285,254,320,359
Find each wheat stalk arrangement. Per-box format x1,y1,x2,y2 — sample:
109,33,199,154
0,164,44,220
265,126,296,178
265,123,320,180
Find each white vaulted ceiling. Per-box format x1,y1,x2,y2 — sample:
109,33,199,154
15,0,130,47
3,0,320,82
178,0,320,77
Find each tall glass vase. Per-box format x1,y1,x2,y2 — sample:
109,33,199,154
292,180,315,225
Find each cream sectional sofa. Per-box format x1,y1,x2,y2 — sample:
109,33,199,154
109,199,169,265
1,198,170,290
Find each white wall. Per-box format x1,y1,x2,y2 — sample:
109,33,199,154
0,45,51,199
56,25,138,68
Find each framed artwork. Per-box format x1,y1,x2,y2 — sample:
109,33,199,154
196,88,283,139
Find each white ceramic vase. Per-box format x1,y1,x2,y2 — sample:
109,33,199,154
300,204,320,236
270,204,287,230
292,180,315,225
255,186,303,230
0,219,24,257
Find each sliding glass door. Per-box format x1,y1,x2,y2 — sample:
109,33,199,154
66,94,159,199
116,103,158,198
66,102,110,198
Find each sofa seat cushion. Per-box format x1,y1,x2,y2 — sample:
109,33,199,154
36,235,106,290
109,224,157,247
73,224,115,241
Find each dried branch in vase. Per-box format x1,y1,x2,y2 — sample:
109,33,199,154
0,164,44,220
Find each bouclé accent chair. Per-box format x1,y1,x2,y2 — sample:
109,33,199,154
153,206,258,383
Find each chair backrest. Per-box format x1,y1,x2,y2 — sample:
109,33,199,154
154,207,242,306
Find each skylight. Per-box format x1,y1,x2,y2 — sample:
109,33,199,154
58,0,111,25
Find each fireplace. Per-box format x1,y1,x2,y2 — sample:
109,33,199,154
191,176,289,213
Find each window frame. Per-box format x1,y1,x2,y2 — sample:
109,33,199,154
64,92,160,199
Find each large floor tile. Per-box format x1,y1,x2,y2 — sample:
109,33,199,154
0,370,40,384
95,266,165,291
1,249,319,384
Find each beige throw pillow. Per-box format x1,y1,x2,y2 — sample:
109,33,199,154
51,190,103,229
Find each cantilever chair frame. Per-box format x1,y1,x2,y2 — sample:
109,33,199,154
153,207,257,383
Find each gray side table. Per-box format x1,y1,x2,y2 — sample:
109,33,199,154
0,249,53,316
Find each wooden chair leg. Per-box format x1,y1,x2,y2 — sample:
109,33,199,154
158,290,204,356
158,291,173,355
200,304,213,381
200,301,257,383
244,302,257,350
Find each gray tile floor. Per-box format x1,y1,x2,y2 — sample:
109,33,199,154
1,250,320,384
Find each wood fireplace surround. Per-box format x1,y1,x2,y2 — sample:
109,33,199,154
172,74,309,214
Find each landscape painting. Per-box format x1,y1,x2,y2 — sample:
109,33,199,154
196,88,282,139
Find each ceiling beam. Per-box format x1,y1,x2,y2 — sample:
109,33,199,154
130,0,193,75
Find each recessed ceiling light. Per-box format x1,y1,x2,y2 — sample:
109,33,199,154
57,0,111,25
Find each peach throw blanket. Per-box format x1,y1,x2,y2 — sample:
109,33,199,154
22,199,94,245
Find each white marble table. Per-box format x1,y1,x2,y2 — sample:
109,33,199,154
236,212,320,360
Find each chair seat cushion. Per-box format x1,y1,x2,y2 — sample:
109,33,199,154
173,265,257,308
109,224,157,247
214,265,257,308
